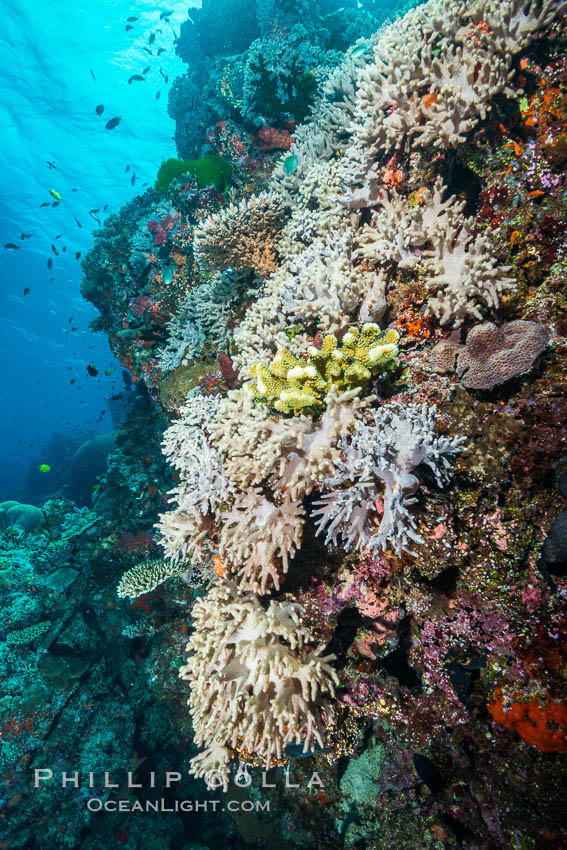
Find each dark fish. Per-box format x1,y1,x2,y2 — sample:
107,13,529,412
413,754,445,796
47,160,56,168
142,66,150,75
105,116,121,130
50,277,55,283
126,15,138,21
159,10,172,19
87,364,98,377
48,258,54,269
155,90,161,100
51,244,59,255
125,24,134,31
70,379,75,384
159,69,168,83
89,212,101,224
55,234,62,240
20,233,33,239
156,48,165,56
103,204,108,211
23,287,30,295
51,201,59,207
62,246,67,252
40,202,50,207
74,216,82,228
149,33,155,44
142,47,152,55
95,104,104,115
128,74,145,84
4,243,20,250
68,316,73,323
90,69,96,82
125,164,130,172
75,251,81,260
131,173,136,185
89,208,100,214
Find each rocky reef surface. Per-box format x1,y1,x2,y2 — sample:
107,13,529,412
2,1,567,848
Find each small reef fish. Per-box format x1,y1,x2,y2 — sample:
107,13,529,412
159,69,168,83
104,368,113,376
74,216,82,228
87,364,98,376
47,258,53,269
103,204,108,211
95,104,104,115
46,160,56,168
23,287,30,295
20,233,33,239
156,48,165,56
51,244,59,255
89,210,101,224
38,464,51,473
4,243,20,250
142,47,152,56
49,189,62,200
105,116,121,130
131,172,136,185
125,24,134,31
149,33,156,44
40,202,50,207
55,234,62,239
128,74,145,84
75,251,81,260
155,91,161,100
142,66,150,75
90,69,96,82
126,15,138,21
51,201,59,207
159,10,172,19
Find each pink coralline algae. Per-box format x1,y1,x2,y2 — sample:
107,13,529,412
147,214,177,246
131,295,152,316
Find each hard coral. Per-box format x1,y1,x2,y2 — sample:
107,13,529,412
432,320,549,389
248,324,399,414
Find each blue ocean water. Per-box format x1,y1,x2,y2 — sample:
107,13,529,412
0,0,191,498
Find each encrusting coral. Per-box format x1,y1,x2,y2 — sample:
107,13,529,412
432,320,550,388
181,578,339,790
247,324,399,414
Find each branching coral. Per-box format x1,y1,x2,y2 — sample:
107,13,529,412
182,578,339,790
312,403,465,555
117,558,191,599
218,490,304,593
194,192,283,274
247,325,399,414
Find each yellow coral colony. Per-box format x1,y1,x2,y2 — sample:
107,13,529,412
248,323,400,414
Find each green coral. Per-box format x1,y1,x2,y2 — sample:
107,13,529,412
249,58,317,124
6,621,51,645
248,324,400,414
155,156,232,195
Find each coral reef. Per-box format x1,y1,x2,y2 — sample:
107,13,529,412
16,0,566,847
